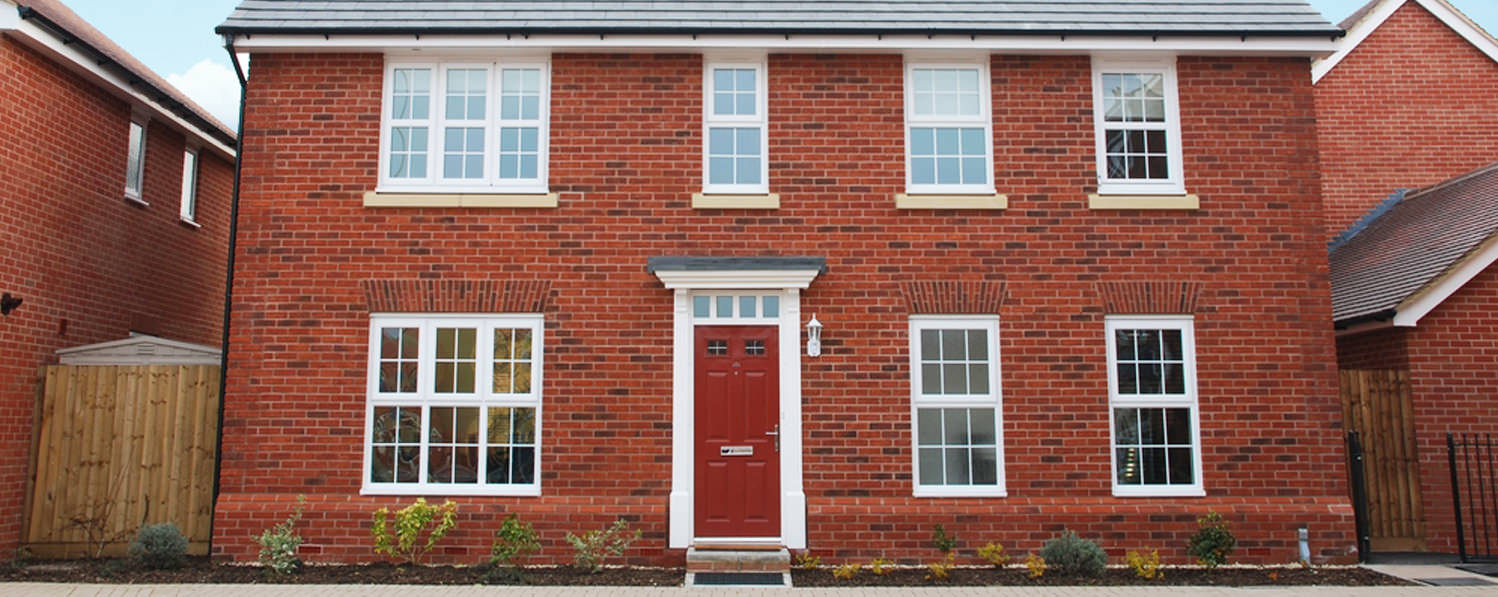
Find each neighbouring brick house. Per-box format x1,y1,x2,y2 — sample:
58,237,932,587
0,0,236,555
1315,0,1498,556
213,1,1358,567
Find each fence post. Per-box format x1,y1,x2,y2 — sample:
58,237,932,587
1348,430,1372,561
1450,433,1467,562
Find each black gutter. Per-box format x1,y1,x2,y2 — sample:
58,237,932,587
216,25,1347,39
19,6,238,150
1333,309,1397,331
208,35,249,555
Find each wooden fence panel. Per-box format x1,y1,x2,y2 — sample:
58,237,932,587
1340,368,1425,552
25,365,219,558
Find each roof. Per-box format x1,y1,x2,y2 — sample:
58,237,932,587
9,0,237,149
1312,0,1498,82
218,0,1341,36
1329,162,1498,325
57,334,222,366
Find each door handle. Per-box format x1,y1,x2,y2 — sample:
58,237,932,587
765,424,779,452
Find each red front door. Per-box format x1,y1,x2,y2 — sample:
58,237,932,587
694,325,780,538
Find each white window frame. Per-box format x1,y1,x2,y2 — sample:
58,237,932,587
378,58,551,194
902,59,995,195
702,57,769,194
1090,57,1186,196
1104,315,1204,497
124,118,148,203
908,316,1005,497
362,313,544,496
179,148,199,224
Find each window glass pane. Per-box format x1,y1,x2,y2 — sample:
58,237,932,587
960,128,984,155
912,158,935,185
735,69,756,93
397,408,422,443
1114,408,1140,444
735,92,755,116
968,363,989,394
1138,364,1163,394
487,447,511,484
921,363,942,395
971,448,998,485
970,408,996,444
1116,447,1140,484
1117,363,1138,394
693,296,710,318
736,128,759,155
514,327,533,359
740,296,756,318
917,409,942,445
911,128,934,155
708,158,734,185
918,448,944,485
961,157,987,185
940,330,965,361
511,446,536,483
942,408,969,444
437,328,455,358
762,295,779,317
431,407,454,443
941,363,968,394
513,407,536,443
1161,329,1182,360
935,128,959,154
713,69,733,93
488,407,513,443
1165,408,1191,444
1142,447,1168,484
371,446,395,483
1167,447,1194,484
944,447,971,484
513,362,532,393
1141,408,1166,444
737,158,760,184
939,157,960,182
708,128,734,154
1164,364,1185,394
716,296,733,318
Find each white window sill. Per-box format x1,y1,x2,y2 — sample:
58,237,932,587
692,193,779,209
178,217,201,229
895,193,1008,210
363,191,559,208
1088,194,1199,210
361,484,541,497
1112,486,1206,498
124,194,148,207
913,487,1008,498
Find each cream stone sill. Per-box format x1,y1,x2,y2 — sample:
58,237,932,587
1088,194,1199,210
895,193,1008,210
691,193,780,209
363,191,559,208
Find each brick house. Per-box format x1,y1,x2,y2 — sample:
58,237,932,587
213,1,1357,566
0,0,236,554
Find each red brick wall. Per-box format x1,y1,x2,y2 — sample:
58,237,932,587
215,51,1352,565
0,38,231,554
1315,1,1498,239
1336,327,1409,369
1402,264,1498,553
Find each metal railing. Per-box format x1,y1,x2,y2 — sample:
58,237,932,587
1448,433,1498,562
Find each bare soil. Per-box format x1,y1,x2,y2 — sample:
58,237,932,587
791,565,1413,587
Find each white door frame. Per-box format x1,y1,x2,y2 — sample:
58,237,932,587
653,269,821,549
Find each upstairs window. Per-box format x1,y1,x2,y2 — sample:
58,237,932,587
703,60,767,193
125,120,147,202
380,59,550,193
179,149,199,223
1091,58,1185,195
904,62,993,195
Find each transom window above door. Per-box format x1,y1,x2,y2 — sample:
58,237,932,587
691,293,781,321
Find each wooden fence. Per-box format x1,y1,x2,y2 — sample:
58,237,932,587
24,365,219,557
1339,368,1425,552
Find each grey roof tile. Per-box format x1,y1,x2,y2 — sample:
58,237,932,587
218,1,1340,36
1329,163,1498,323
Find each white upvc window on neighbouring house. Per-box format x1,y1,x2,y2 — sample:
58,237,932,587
125,119,147,201
179,149,199,223
909,316,1005,497
364,314,543,496
903,61,994,195
380,59,550,193
1105,316,1204,497
1091,58,1186,195
703,59,768,193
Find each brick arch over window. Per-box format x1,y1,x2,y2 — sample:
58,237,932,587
899,281,1006,314
360,279,552,313
1095,281,1203,315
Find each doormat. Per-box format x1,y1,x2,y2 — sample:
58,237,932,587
692,572,786,586
1418,576,1495,586
1455,563,1498,577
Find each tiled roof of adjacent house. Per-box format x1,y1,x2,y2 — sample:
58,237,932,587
217,0,1340,36
15,0,237,147
1329,162,1498,323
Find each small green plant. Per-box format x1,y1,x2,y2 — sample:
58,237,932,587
832,562,861,579
254,495,306,575
924,553,954,581
930,524,957,554
794,552,822,570
128,522,188,570
564,518,640,573
1025,553,1047,579
1187,511,1237,569
1038,530,1106,578
1126,550,1163,580
370,498,458,565
869,557,894,575
487,514,541,583
977,542,1010,568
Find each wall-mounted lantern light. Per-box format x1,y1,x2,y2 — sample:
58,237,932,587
806,314,823,357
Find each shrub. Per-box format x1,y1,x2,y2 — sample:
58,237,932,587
1126,550,1163,580
564,518,640,572
869,558,894,575
370,498,458,565
490,514,541,569
1038,530,1106,578
924,553,954,581
128,523,188,570
254,495,306,575
977,542,1010,568
1187,511,1236,569
930,524,957,554
1025,553,1047,579
832,562,861,579
794,552,822,570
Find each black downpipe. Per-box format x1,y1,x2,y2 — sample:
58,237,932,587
1346,430,1371,562
209,35,249,555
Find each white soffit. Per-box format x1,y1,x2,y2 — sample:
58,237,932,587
1393,233,1498,327
57,334,222,366
1312,0,1498,83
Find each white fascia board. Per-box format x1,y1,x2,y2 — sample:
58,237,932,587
1313,0,1498,83
2,18,236,159
1393,234,1498,327
653,269,822,290
230,32,1337,57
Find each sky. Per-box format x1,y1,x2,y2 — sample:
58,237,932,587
57,0,1498,133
